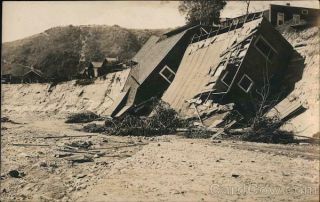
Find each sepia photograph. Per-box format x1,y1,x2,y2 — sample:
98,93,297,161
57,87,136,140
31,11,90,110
1,0,319,201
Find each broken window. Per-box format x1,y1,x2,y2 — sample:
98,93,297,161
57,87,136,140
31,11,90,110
159,65,175,84
238,74,253,93
293,14,300,24
277,12,284,26
254,36,277,61
302,9,308,15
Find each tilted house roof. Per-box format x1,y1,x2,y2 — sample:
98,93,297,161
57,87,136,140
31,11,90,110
130,31,188,84
162,17,264,114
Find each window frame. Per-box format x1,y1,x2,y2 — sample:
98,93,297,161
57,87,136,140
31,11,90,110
293,14,300,24
277,12,285,26
159,65,176,84
302,9,308,15
237,74,254,93
221,70,237,87
254,35,278,62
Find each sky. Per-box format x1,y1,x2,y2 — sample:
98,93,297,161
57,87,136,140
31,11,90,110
2,1,319,42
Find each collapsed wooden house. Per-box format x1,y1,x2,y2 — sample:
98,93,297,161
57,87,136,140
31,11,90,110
108,24,212,116
161,13,294,122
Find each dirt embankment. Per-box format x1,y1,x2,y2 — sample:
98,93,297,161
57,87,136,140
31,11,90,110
280,27,319,137
1,69,130,118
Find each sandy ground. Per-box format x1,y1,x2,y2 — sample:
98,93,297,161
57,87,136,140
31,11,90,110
1,113,319,202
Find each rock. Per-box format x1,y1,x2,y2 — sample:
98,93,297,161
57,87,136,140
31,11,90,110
39,161,47,167
212,140,221,143
231,174,240,178
76,174,87,179
282,172,290,176
157,143,161,146
8,170,20,178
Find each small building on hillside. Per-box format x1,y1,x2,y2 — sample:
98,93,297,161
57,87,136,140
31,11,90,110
1,63,46,84
90,62,104,78
100,57,123,75
107,24,213,117
79,58,123,79
162,13,294,121
23,67,46,83
265,4,320,28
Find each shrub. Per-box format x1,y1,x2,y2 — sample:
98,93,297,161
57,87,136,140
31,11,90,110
75,79,94,86
65,111,100,123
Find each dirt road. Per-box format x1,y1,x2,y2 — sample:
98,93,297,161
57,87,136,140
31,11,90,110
1,114,319,202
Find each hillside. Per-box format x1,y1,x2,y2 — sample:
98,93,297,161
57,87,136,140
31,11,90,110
1,25,168,79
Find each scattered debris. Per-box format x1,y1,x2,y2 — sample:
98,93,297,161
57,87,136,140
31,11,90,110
84,101,188,136
1,117,20,124
65,111,101,123
65,154,93,164
83,123,107,133
35,134,97,139
66,140,93,149
12,143,50,147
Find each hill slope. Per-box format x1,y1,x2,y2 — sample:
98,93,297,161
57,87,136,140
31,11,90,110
2,25,168,79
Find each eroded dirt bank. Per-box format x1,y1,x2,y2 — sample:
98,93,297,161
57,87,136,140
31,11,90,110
1,69,130,118
1,114,319,202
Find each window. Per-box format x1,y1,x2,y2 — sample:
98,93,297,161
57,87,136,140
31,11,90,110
254,36,277,61
159,65,175,84
293,14,300,24
221,69,237,87
238,74,253,93
302,9,308,15
277,12,284,26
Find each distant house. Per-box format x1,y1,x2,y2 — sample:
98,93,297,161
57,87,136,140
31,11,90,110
104,57,119,64
265,4,320,28
1,63,45,84
23,67,45,83
107,24,213,117
100,57,123,75
89,62,104,78
79,58,122,79
162,13,294,118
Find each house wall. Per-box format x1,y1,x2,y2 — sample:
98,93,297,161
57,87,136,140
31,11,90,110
270,5,320,26
226,18,293,115
135,36,192,105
